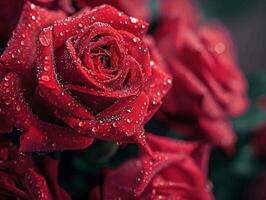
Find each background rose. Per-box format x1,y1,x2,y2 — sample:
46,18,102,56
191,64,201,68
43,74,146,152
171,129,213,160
0,137,70,200
0,0,73,46
95,133,213,199
0,3,171,152
156,19,249,153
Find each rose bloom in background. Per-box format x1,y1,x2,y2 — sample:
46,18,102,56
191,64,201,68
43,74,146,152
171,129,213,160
0,137,71,199
156,18,249,154
91,133,214,200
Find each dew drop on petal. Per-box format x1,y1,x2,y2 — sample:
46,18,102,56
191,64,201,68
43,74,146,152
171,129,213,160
92,126,98,132
112,122,117,127
78,121,84,127
40,75,50,81
214,42,225,54
30,4,36,9
130,17,138,24
16,105,21,111
39,34,50,47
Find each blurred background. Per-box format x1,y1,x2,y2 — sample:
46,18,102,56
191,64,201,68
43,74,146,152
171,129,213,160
198,0,266,199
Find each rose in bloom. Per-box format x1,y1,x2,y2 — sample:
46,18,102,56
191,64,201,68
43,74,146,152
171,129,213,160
0,0,73,45
0,3,171,152
156,19,249,153
74,0,150,22
91,133,214,199
0,138,71,199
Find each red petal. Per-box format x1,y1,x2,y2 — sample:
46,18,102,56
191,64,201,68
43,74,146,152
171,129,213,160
53,5,148,48
0,2,65,81
0,72,93,152
36,26,94,120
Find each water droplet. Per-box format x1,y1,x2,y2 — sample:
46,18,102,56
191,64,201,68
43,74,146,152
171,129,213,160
44,56,49,61
118,12,122,16
167,79,172,84
20,41,24,46
22,34,26,38
132,37,139,43
130,17,138,24
127,108,132,113
126,119,131,124
30,4,36,9
31,15,36,20
17,49,21,53
39,34,50,46
141,24,146,29
11,54,15,58
28,23,32,28
78,23,83,28
112,122,117,127
43,67,49,72
150,60,155,66
92,126,98,132
16,105,21,111
40,75,50,81
4,77,9,81
92,16,96,20
78,121,84,127
214,42,225,54
59,32,64,36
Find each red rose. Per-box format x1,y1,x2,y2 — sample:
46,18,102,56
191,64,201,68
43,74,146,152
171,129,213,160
74,0,151,22
156,19,249,153
0,0,73,45
0,138,71,199
0,3,171,152
92,133,214,199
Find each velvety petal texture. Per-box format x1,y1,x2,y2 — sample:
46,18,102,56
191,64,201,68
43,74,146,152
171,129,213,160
92,133,214,200
75,0,151,22
0,0,73,45
0,138,71,199
0,3,171,152
156,19,249,153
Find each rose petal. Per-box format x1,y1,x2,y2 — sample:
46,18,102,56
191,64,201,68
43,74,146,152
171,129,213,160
36,26,94,120
52,5,148,48
0,72,93,152
0,2,65,82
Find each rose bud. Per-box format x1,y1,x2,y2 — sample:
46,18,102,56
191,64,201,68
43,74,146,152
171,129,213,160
0,138,71,199
0,3,171,152
0,0,73,45
156,19,249,153
74,0,151,23
93,133,214,199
